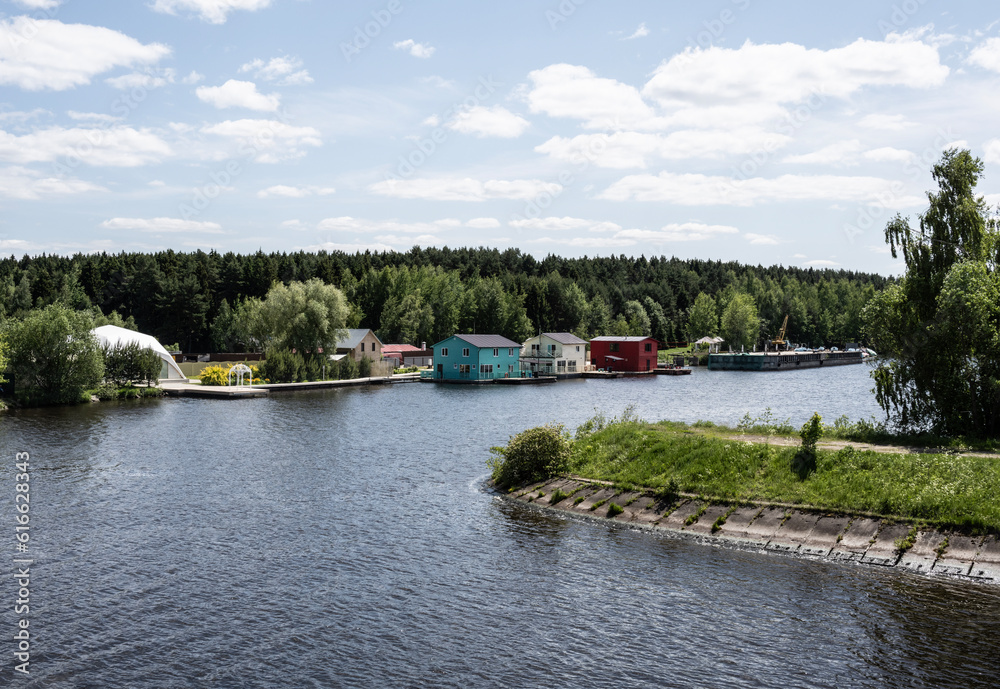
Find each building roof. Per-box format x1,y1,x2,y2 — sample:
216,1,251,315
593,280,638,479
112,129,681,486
382,344,423,353
543,332,588,345
590,336,656,343
336,328,381,350
451,334,523,349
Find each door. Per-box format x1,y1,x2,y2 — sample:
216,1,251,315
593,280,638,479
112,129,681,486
437,364,443,379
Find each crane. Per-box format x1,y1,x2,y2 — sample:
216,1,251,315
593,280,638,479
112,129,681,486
771,315,788,350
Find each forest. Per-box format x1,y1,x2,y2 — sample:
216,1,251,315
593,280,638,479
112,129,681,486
0,247,889,352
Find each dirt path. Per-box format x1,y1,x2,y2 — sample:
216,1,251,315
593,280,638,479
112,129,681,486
715,431,999,458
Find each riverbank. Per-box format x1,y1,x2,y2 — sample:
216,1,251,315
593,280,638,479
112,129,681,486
500,477,1000,583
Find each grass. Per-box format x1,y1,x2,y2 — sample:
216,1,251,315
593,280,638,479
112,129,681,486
569,418,1000,532
607,502,624,517
549,488,570,504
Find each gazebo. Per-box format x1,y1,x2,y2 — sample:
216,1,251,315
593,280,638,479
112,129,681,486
693,336,724,353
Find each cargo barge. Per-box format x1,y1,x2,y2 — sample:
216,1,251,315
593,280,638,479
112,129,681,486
708,350,863,371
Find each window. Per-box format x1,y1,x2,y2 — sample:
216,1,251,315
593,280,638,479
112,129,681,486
360,342,365,352
508,348,514,356
493,348,499,357
532,343,539,352
548,344,555,353
459,364,470,374
644,343,652,352
462,348,470,357
610,342,619,352
440,347,448,357
576,346,580,352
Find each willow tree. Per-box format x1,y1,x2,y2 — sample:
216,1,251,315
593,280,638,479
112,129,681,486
259,278,349,353
863,149,1000,436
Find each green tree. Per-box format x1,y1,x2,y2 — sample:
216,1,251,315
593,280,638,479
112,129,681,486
720,293,759,350
622,300,651,336
686,292,718,340
259,278,349,353
6,304,104,404
864,149,1000,435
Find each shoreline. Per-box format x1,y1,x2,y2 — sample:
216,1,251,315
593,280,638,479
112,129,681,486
500,476,1000,586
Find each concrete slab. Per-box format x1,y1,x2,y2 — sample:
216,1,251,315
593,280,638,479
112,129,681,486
899,531,946,574
970,536,1000,581
799,515,851,558
768,512,822,554
622,495,660,524
563,486,602,513
684,504,731,535
576,487,617,513
829,518,880,562
862,523,911,567
659,500,703,530
932,535,982,576
715,506,764,541
740,507,787,546
535,478,583,506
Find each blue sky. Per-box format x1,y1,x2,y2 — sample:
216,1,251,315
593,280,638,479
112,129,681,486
2,0,999,275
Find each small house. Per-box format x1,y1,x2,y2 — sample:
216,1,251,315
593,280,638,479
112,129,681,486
335,328,383,362
589,336,658,372
382,343,434,367
520,332,588,375
431,334,523,381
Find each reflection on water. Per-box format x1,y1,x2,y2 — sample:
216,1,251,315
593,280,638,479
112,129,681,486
1,371,995,688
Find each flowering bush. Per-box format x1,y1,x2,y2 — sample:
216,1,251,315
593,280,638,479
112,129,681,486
199,363,261,386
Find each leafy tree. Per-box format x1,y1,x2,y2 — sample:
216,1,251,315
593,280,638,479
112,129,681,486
102,342,162,387
686,292,718,340
720,293,759,350
6,304,104,404
259,278,349,353
864,149,1000,435
0,330,9,385
622,300,651,336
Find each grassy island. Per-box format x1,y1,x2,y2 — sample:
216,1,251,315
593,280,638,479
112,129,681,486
490,411,1000,533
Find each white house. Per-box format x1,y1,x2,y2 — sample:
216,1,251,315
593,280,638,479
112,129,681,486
520,332,589,375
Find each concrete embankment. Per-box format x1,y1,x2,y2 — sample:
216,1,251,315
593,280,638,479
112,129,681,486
503,476,1000,584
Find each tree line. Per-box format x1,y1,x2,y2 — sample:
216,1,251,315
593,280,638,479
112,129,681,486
0,249,886,351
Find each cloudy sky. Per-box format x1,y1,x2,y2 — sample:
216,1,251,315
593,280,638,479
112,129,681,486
1,1,999,274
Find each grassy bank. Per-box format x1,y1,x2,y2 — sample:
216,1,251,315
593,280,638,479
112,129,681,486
508,415,1000,533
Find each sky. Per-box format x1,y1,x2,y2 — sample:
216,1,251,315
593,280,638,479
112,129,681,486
1,1,1000,275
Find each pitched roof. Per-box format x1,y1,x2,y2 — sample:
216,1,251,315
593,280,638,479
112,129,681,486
453,334,523,349
543,332,588,345
382,344,423,353
336,328,381,350
590,336,656,342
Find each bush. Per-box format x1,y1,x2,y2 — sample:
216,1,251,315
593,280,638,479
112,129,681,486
103,342,161,387
199,362,262,386
488,424,572,489
792,412,823,479
258,349,304,383
358,355,372,378
337,355,358,380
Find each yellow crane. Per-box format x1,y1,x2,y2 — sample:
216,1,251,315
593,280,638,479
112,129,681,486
771,315,788,349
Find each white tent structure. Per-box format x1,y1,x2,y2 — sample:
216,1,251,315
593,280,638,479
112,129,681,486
92,325,187,380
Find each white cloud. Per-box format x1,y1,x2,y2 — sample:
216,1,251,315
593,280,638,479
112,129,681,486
12,0,60,9
968,37,1000,73
393,39,435,59
624,23,648,40
0,126,172,166
616,223,739,242
783,140,862,166
448,106,530,138
466,217,500,228
239,56,312,85
257,185,335,198
0,166,104,199
537,129,791,169
151,0,272,24
317,217,461,237
857,113,916,131
101,217,224,233
67,111,120,123
642,37,948,107
526,63,661,130
804,259,840,266
200,119,322,162
182,70,204,84
599,171,924,207
745,233,781,245
196,80,280,111
984,139,1000,164
863,147,916,164
369,177,562,202
0,18,170,91
106,70,174,90
526,236,638,249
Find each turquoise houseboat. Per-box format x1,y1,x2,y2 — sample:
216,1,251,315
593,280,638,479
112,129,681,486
430,334,523,381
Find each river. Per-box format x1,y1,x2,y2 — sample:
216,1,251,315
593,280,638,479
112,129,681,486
2,364,999,688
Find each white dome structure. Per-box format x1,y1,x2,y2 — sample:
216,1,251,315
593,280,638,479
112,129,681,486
92,325,187,380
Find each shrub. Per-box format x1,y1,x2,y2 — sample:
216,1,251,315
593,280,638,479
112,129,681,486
607,502,624,517
102,342,161,387
487,423,572,489
258,348,304,383
792,412,823,479
199,365,230,386
358,355,372,378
